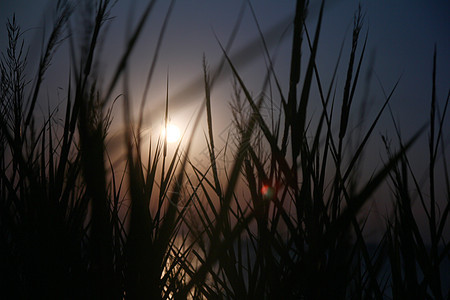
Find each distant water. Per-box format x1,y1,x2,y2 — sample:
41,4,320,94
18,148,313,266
365,243,450,298
229,240,450,297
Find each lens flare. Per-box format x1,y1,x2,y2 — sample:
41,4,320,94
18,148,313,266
261,184,275,199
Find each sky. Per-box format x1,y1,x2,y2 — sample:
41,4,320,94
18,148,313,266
1,0,448,138
1,0,449,237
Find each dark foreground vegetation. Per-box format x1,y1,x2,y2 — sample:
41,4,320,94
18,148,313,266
1,0,449,299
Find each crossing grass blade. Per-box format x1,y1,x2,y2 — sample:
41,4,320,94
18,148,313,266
1,0,449,298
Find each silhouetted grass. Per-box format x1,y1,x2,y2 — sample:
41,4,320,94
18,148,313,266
1,0,448,299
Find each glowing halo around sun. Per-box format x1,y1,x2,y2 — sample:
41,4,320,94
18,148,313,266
162,124,181,143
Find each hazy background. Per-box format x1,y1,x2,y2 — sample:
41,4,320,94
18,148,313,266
1,0,449,240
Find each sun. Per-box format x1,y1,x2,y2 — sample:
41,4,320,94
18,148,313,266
162,123,181,143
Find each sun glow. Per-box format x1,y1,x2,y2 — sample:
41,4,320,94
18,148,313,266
162,124,181,143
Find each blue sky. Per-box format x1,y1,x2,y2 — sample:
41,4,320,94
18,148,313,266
1,0,448,133
1,0,449,227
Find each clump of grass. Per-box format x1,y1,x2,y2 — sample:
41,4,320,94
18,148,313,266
1,0,448,299
381,47,449,299
177,1,448,299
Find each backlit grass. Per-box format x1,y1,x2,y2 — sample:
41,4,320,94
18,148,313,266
1,1,448,299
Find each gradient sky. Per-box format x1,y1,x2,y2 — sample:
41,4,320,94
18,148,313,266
2,1,448,112
1,1,449,238
2,0,448,132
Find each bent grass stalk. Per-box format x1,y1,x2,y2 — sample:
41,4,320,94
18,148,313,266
0,0,448,299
